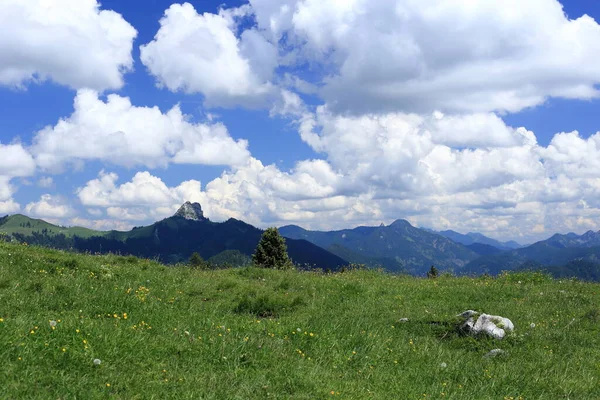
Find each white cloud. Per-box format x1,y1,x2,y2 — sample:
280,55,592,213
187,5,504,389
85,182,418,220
298,108,544,197
87,209,103,217
540,131,600,178
0,199,19,214
71,113,600,243
31,90,251,171
76,171,206,222
67,217,133,232
25,194,75,219
243,0,600,114
141,1,600,115
37,177,54,188
75,161,343,226
169,108,598,242
0,0,137,91
0,143,36,212
78,171,190,208
0,177,15,203
140,3,277,108
0,143,36,177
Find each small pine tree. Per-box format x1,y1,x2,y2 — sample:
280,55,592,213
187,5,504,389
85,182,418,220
189,252,207,269
427,265,439,279
253,228,293,270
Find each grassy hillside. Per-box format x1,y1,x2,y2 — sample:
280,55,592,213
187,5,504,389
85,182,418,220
0,214,105,238
1,242,599,399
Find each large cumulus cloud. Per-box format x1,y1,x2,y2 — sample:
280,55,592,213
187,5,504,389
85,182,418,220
0,0,136,91
141,0,600,114
31,90,251,171
250,0,600,114
140,3,278,108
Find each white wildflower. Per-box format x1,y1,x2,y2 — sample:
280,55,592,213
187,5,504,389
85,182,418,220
93,359,101,366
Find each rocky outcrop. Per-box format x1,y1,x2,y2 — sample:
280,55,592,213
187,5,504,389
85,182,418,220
174,202,207,221
458,310,514,340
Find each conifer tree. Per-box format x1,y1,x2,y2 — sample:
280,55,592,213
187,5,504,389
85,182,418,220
427,265,439,279
189,252,207,269
253,228,293,270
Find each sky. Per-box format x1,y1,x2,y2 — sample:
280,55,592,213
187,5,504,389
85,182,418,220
1,0,600,244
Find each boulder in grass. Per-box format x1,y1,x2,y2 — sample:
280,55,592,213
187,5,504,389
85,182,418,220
457,310,514,340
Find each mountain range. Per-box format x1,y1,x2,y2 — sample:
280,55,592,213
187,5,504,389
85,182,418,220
462,230,600,275
279,220,479,274
2,202,600,280
280,222,600,279
426,229,523,250
0,203,347,271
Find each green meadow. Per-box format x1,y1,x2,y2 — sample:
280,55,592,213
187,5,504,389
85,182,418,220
1,241,599,399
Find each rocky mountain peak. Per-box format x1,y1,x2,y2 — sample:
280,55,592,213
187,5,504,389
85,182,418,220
174,202,207,221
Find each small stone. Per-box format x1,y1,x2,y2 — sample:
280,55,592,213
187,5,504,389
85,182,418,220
484,349,505,358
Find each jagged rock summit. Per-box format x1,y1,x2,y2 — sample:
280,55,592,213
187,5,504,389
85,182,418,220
174,202,207,221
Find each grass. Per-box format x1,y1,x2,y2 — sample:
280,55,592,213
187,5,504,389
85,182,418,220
1,241,599,399
0,214,106,238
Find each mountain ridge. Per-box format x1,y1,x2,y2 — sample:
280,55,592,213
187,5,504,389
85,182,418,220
426,228,523,250
0,206,347,271
3,206,600,279
279,219,479,274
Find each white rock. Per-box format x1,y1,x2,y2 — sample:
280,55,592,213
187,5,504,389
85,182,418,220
458,311,514,340
457,310,478,318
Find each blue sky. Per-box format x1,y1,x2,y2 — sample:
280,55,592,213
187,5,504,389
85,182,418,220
1,0,600,242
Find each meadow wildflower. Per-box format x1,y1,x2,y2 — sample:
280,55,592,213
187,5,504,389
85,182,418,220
440,362,447,368
49,320,57,328
530,323,536,328
93,359,101,365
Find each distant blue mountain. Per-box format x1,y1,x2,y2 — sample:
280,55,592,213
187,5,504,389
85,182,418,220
463,230,600,277
429,229,522,250
280,220,479,275
465,242,505,256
